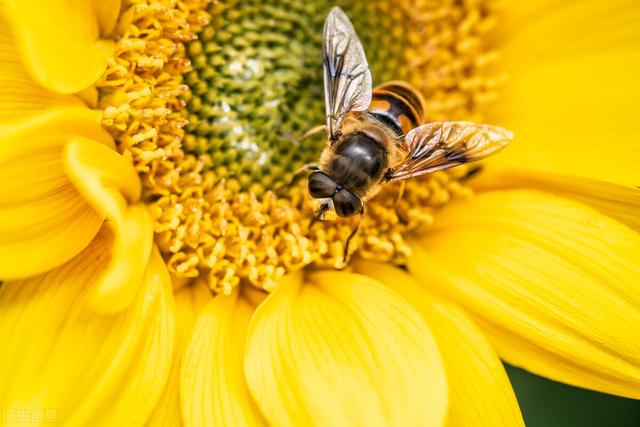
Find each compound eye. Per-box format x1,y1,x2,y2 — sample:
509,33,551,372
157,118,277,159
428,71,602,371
332,189,363,217
308,171,337,198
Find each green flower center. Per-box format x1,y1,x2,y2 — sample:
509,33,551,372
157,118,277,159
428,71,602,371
99,0,497,293
183,1,409,193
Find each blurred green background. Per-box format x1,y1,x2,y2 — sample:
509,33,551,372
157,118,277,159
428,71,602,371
506,365,640,426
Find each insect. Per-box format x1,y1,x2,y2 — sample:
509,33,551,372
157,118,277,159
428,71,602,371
305,7,513,259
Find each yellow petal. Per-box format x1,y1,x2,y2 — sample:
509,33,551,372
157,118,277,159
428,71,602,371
4,0,120,94
0,230,174,427
181,288,266,427
488,0,640,186
94,0,122,36
244,271,448,427
0,10,82,125
355,260,524,427
472,169,640,232
0,108,110,280
63,137,152,312
409,190,640,399
146,280,212,427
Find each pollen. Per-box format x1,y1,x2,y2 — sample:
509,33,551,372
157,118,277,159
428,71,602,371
97,0,499,293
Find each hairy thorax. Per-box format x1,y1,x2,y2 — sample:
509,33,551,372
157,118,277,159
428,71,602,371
319,115,403,200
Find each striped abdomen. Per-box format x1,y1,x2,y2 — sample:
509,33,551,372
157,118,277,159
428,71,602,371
367,81,426,137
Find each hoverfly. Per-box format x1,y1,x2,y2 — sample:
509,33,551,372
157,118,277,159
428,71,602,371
304,7,512,258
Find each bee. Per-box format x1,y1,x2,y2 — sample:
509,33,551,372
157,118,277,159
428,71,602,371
305,7,513,258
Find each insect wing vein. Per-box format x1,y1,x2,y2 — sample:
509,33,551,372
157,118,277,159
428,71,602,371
322,7,372,142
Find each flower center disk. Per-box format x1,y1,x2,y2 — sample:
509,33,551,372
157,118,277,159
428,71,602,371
183,1,412,192
98,0,498,294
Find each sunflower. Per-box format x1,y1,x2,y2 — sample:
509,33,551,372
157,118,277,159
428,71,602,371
1,0,639,426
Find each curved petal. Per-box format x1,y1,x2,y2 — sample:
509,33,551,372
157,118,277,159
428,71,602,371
488,0,640,186
472,169,640,232
409,190,640,399
94,0,121,36
355,260,524,427
0,230,174,427
180,289,266,427
244,271,448,427
63,137,152,312
0,108,110,280
4,0,120,94
0,10,82,125
147,280,212,427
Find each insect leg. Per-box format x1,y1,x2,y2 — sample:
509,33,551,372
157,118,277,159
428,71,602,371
277,124,325,145
393,180,406,205
299,124,326,141
274,123,323,191
343,207,365,264
273,163,320,195
394,180,408,225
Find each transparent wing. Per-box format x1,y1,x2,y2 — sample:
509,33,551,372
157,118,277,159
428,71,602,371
323,7,372,142
386,122,513,182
